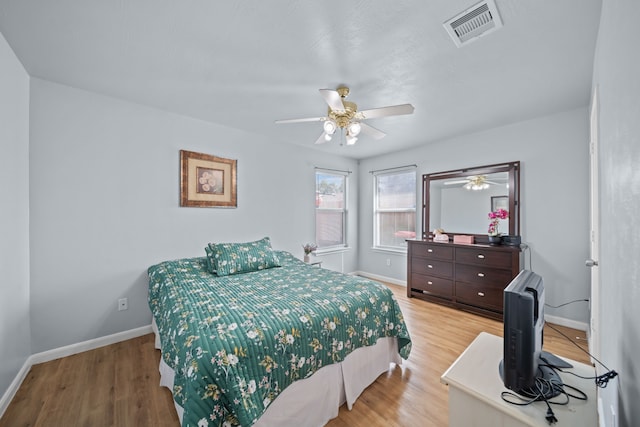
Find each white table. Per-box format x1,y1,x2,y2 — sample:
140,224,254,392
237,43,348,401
441,332,597,427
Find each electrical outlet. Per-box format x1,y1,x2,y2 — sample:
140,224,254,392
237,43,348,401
118,298,128,311
386,258,391,266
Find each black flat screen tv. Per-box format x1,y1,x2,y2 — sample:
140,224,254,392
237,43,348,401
499,269,564,399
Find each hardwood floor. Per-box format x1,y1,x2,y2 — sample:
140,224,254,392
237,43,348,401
0,284,590,427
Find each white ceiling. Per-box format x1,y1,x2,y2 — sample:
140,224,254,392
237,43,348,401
0,0,602,159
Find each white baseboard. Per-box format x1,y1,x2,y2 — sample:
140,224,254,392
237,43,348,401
0,324,152,419
351,271,407,287
29,324,152,365
545,314,589,332
0,357,32,418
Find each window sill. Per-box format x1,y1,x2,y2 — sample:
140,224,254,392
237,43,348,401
315,247,351,256
370,247,407,255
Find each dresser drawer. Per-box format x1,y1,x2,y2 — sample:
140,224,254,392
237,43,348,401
455,281,503,311
455,263,514,287
411,257,454,279
455,247,513,268
410,273,453,299
411,243,454,261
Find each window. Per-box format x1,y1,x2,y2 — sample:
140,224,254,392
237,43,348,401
374,169,416,250
315,170,348,250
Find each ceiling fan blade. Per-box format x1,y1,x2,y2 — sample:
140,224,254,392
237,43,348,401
319,89,345,111
359,104,415,120
359,123,386,140
443,180,470,185
314,132,329,145
275,116,325,124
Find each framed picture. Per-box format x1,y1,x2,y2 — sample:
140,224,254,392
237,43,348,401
491,195,508,212
180,150,237,208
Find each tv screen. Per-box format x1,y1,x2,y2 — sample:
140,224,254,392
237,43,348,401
499,269,562,399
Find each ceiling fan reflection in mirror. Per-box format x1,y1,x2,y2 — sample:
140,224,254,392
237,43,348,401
275,86,414,145
444,175,506,191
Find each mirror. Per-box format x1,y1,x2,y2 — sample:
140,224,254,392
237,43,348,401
422,162,520,241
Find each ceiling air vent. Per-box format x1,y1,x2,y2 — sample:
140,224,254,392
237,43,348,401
444,0,503,47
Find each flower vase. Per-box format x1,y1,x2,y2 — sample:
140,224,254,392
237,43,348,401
304,254,310,263
488,235,502,245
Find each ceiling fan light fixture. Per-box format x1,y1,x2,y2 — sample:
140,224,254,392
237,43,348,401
275,86,414,147
347,121,361,136
323,119,337,135
463,182,489,191
463,175,490,191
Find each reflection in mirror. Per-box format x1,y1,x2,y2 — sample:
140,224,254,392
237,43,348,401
430,172,509,234
422,162,519,240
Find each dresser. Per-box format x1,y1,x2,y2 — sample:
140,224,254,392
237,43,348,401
407,239,521,319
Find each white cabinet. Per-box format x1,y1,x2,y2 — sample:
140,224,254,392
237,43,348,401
441,332,597,427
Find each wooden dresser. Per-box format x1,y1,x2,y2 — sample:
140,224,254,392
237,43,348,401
407,240,521,320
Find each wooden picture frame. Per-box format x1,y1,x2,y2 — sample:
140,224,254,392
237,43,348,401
180,150,237,208
491,195,508,212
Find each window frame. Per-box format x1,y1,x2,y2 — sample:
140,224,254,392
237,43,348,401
373,168,417,252
315,169,349,253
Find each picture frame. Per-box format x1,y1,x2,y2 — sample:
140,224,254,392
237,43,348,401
180,150,237,208
491,195,508,212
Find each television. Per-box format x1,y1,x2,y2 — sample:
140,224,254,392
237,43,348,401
499,269,566,399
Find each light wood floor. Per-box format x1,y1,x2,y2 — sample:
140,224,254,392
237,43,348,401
0,284,590,427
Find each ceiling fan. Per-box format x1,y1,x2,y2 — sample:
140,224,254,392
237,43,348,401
275,86,414,145
443,175,504,191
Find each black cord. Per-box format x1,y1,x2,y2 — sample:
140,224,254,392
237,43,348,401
545,323,608,371
557,382,589,401
501,391,538,406
545,299,589,309
554,367,618,389
536,381,558,424
501,361,595,424
545,323,618,388
501,375,566,424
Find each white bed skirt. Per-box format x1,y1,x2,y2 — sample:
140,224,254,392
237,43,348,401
152,319,401,426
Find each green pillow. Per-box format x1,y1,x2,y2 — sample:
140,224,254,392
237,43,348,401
204,246,216,274
208,237,281,276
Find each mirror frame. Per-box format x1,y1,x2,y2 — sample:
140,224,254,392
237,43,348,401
422,161,520,242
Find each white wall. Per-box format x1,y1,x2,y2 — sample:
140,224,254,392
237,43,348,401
28,78,358,353
358,108,591,324
0,32,31,397
592,1,640,425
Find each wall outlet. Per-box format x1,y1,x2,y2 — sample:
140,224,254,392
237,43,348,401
118,297,128,311
386,258,391,266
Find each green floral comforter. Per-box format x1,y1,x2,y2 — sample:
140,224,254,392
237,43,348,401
148,251,411,427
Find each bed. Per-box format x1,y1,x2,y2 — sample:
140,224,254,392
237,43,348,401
148,243,411,427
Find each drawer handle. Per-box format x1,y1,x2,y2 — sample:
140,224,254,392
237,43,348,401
478,292,485,297
477,254,485,259
427,249,433,253
427,281,433,285
427,264,433,269
477,273,485,277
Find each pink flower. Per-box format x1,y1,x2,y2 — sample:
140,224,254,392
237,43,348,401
488,209,509,236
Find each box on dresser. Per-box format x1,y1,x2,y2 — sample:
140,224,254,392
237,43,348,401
407,239,522,320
